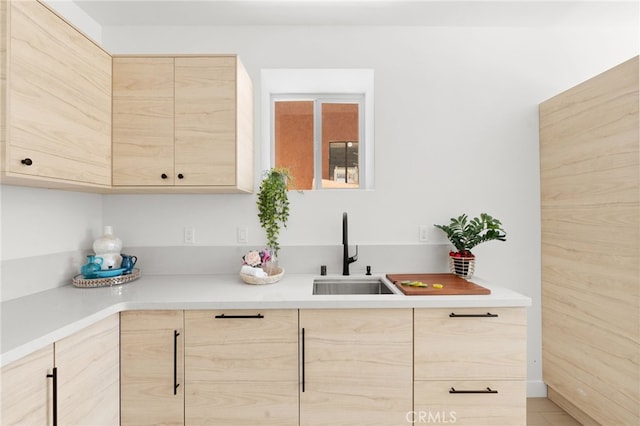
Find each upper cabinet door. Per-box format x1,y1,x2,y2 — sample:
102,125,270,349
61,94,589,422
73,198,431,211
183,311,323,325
113,57,175,186
4,0,111,187
112,55,254,192
174,57,237,186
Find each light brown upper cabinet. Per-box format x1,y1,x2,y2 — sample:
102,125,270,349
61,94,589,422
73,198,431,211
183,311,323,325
0,0,112,189
112,55,254,193
112,57,174,187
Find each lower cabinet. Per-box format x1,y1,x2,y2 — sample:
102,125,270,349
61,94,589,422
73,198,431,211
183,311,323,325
0,314,119,426
299,308,413,426
55,314,120,425
414,380,526,425
118,307,526,425
414,308,527,425
184,309,299,425
0,345,52,425
121,310,184,426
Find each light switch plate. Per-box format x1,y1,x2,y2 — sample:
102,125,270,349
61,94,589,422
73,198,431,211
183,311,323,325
184,226,195,244
237,227,248,244
419,225,429,242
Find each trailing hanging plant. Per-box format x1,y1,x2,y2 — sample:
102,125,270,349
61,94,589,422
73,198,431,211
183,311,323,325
434,213,507,257
256,168,292,256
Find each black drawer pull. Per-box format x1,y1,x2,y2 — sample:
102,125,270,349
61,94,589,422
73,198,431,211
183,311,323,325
449,312,498,318
47,367,58,426
161,173,168,179
450,387,498,394
21,158,33,166
177,173,184,179
301,327,306,393
173,330,180,395
214,314,264,319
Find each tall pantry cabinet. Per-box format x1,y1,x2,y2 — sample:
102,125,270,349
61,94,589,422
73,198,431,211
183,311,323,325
540,56,639,425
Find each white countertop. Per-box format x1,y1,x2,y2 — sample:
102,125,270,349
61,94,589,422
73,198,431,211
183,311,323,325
0,273,531,368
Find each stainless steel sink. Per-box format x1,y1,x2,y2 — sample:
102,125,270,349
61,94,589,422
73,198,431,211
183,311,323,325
312,277,397,295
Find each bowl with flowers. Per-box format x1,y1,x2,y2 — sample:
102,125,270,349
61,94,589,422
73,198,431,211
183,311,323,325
240,248,284,284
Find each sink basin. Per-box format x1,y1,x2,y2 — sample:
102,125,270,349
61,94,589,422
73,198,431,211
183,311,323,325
312,277,397,295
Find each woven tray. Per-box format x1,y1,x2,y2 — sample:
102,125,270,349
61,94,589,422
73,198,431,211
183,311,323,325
72,268,141,288
240,267,284,285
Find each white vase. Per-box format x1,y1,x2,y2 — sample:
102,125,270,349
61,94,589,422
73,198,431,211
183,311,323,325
93,226,122,270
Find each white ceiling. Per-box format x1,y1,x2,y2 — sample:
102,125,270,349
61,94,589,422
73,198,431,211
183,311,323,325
69,0,639,27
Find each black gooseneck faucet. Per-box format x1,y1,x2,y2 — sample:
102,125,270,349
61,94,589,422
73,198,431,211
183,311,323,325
342,212,358,275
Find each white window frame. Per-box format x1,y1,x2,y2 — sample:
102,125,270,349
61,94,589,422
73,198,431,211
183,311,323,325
261,69,374,190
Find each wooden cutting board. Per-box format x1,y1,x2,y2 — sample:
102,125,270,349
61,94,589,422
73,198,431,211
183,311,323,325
386,273,491,296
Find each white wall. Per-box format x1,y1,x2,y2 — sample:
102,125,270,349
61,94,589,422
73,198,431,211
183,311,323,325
0,186,103,300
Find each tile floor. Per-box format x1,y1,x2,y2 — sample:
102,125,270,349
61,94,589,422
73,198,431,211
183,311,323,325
527,398,582,426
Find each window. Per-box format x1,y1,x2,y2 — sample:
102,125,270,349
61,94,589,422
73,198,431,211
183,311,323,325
261,69,374,190
272,95,363,189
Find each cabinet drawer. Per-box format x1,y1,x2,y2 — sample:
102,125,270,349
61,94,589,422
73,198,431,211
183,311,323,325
186,381,298,426
414,308,526,380
414,380,526,426
185,309,298,382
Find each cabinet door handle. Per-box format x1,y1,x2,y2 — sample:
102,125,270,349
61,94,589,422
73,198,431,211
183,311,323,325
161,173,168,179
214,314,264,319
177,173,184,179
449,387,498,394
449,312,498,318
47,367,58,426
301,327,306,393
173,330,180,395
21,158,33,166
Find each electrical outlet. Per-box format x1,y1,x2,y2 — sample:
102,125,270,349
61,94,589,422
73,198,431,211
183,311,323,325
237,227,248,244
184,226,195,244
419,225,429,242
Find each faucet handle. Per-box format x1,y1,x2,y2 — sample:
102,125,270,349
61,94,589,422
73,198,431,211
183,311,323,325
349,245,358,263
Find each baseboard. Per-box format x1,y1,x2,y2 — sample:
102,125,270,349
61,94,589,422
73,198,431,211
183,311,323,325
548,387,601,426
527,380,547,397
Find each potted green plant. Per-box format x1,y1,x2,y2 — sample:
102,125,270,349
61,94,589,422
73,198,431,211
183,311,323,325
256,167,292,259
434,213,507,278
